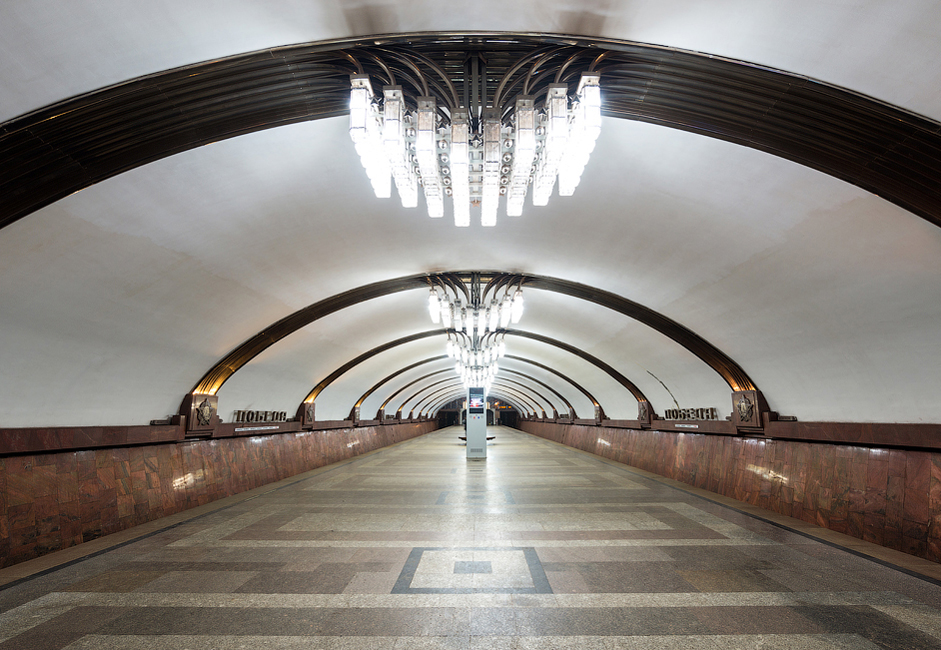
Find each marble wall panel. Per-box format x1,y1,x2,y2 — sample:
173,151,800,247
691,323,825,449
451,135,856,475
0,421,436,568
521,421,941,565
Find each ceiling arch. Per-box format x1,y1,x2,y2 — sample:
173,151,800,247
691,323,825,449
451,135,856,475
506,329,647,404
3,33,941,232
398,380,467,418
299,328,647,415
503,355,599,419
187,271,748,407
500,369,575,418
492,377,560,417
426,389,532,419
373,368,452,419
373,367,555,419
401,378,546,419
357,356,578,420
2,12,941,431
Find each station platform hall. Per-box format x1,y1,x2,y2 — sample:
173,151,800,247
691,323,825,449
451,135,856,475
6,4,941,649
2,427,940,649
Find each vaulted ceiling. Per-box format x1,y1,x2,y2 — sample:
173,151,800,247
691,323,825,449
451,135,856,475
1,1,940,428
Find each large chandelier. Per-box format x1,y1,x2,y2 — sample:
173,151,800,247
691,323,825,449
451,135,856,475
426,273,524,391
349,51,602,227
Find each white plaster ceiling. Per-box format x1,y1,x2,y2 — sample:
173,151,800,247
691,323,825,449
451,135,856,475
1,3,940,427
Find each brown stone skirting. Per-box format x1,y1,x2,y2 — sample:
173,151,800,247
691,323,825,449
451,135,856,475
520,420,941,565
0,421,437,568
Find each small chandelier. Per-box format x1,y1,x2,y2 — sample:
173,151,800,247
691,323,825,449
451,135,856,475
349,51,602,227
426,273,524,390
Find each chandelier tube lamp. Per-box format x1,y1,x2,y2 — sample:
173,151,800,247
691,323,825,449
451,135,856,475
347,49,603,227
426,273,524,391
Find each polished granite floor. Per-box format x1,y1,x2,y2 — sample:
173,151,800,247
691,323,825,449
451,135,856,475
2,426,941,649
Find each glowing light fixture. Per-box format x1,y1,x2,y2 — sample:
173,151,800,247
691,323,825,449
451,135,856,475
426,274,524,390
348,53,602,227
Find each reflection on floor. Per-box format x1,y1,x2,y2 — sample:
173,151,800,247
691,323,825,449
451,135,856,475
2,426,940,649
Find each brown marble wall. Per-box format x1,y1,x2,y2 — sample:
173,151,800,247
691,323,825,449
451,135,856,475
0,421,436,568
520,421,941,564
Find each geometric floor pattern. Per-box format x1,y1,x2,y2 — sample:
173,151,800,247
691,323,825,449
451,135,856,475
2,426,940,649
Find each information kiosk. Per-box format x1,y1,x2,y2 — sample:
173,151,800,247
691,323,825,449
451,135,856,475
465,387,487,460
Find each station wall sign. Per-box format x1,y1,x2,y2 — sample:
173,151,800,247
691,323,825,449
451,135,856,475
663,407,719,421
232,410,288,423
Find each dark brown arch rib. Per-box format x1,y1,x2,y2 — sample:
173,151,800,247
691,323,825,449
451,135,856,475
426,377,556,418
299,328,647,408
350,355,449,416
353,354,580,419
419,383,545,418
193,271,737,406
376,367,557,417
426,389,531,418
488,376,558,417
4,33,941,234
505,328,650,402
404,378,547,418
191,274,431,395
400,380,464,418
518,276,756,391
503,354,599,416
376,368,453,417
301,330,440,404
425,389,531,418
400,378,545,419
500,368,575,417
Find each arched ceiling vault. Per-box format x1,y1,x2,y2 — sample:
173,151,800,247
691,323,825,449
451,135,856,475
190,272,753,404
357,357,577,419
427,392,530,419
2,16,941,430
499,369,575,418
401,378,547,419
300,327,645,417
416,355,588,418
425,389,532,419
492,377,559,417
354,356,448,415
373,368,453,419
503,356,598,417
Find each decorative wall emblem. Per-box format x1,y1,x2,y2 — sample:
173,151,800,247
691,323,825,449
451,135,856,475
305,404,315,423
736,395,754,423
196,398,215,426
638,401,648,421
